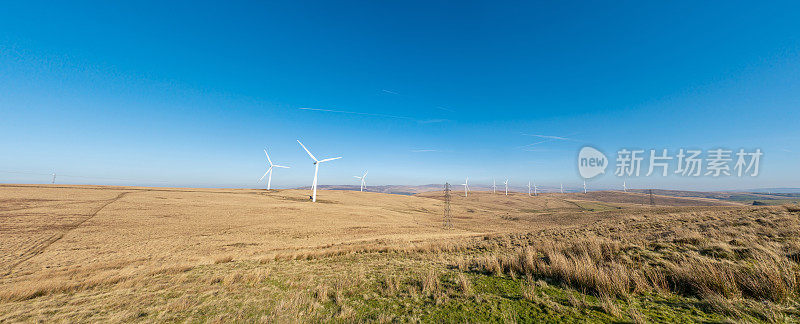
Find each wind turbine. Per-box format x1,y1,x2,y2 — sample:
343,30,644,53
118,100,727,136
492,178,497,194
583,180,587,194
51,170,56,184
461,177,469,197
623,179,627,192
560,183,564,194
297,140,341,202
354,171,368,192
527,181,532,197
533,181,538,196
258,148,290,190
504,178,509,196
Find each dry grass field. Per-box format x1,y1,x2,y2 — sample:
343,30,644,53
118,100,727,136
1,184,799,322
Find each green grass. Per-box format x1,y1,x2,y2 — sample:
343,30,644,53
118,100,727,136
338,266,727,323
138,253,733,322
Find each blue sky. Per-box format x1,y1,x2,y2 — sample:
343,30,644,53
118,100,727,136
1,1,799,191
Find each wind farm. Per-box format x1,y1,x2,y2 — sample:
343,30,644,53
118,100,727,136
3,180,793,322
3,147,799,323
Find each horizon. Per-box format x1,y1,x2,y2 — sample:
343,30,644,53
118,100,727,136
2,1,799,191
3,182,799,195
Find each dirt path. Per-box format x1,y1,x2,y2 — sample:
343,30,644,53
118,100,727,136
2,191,133,276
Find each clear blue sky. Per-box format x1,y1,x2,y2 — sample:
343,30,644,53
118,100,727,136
1,1,799,191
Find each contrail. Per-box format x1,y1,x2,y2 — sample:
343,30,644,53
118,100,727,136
521,134,578,141
298,107,414,121
518,133,581,148
381,89,400,95
519,139,551,148
521,147,554,152
299,107,448,124
417,119,449,124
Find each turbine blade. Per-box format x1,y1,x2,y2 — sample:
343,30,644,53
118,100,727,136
258,168,271,182
297,140,317,161
273,165,290,168
318,157,342,163
264,149,273,166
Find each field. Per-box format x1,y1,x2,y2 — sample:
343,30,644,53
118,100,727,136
2,184,800,322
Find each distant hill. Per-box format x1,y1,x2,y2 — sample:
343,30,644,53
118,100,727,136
296,184,445,195
299,184,576,195
628,189,800,204
742,188,800,194
299,184,585,195
573,190,741,206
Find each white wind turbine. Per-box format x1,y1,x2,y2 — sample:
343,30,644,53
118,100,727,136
51,170,56,184
560,183,564,194
527,181,532,197
533,180,538,196
354,171,368,192
492,178,497,194
583,180,587,194
623,179,627,192
297,140,341,202
258,148,290,190
461,177,470,197
504,178,509,196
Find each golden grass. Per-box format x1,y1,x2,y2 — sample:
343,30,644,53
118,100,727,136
214,255,234,264
784,204,800,213
457,205,800,315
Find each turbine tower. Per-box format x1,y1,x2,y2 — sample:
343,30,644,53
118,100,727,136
560,183,564,194
533,181,538,196
461,177,469,197
258,148,290,190
354,171,368,192
51,170,56,184
623,180,627,192
527,181,532,197
583,180,587,194
504,178,509,196
297,140,341,202
492,178,497,194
